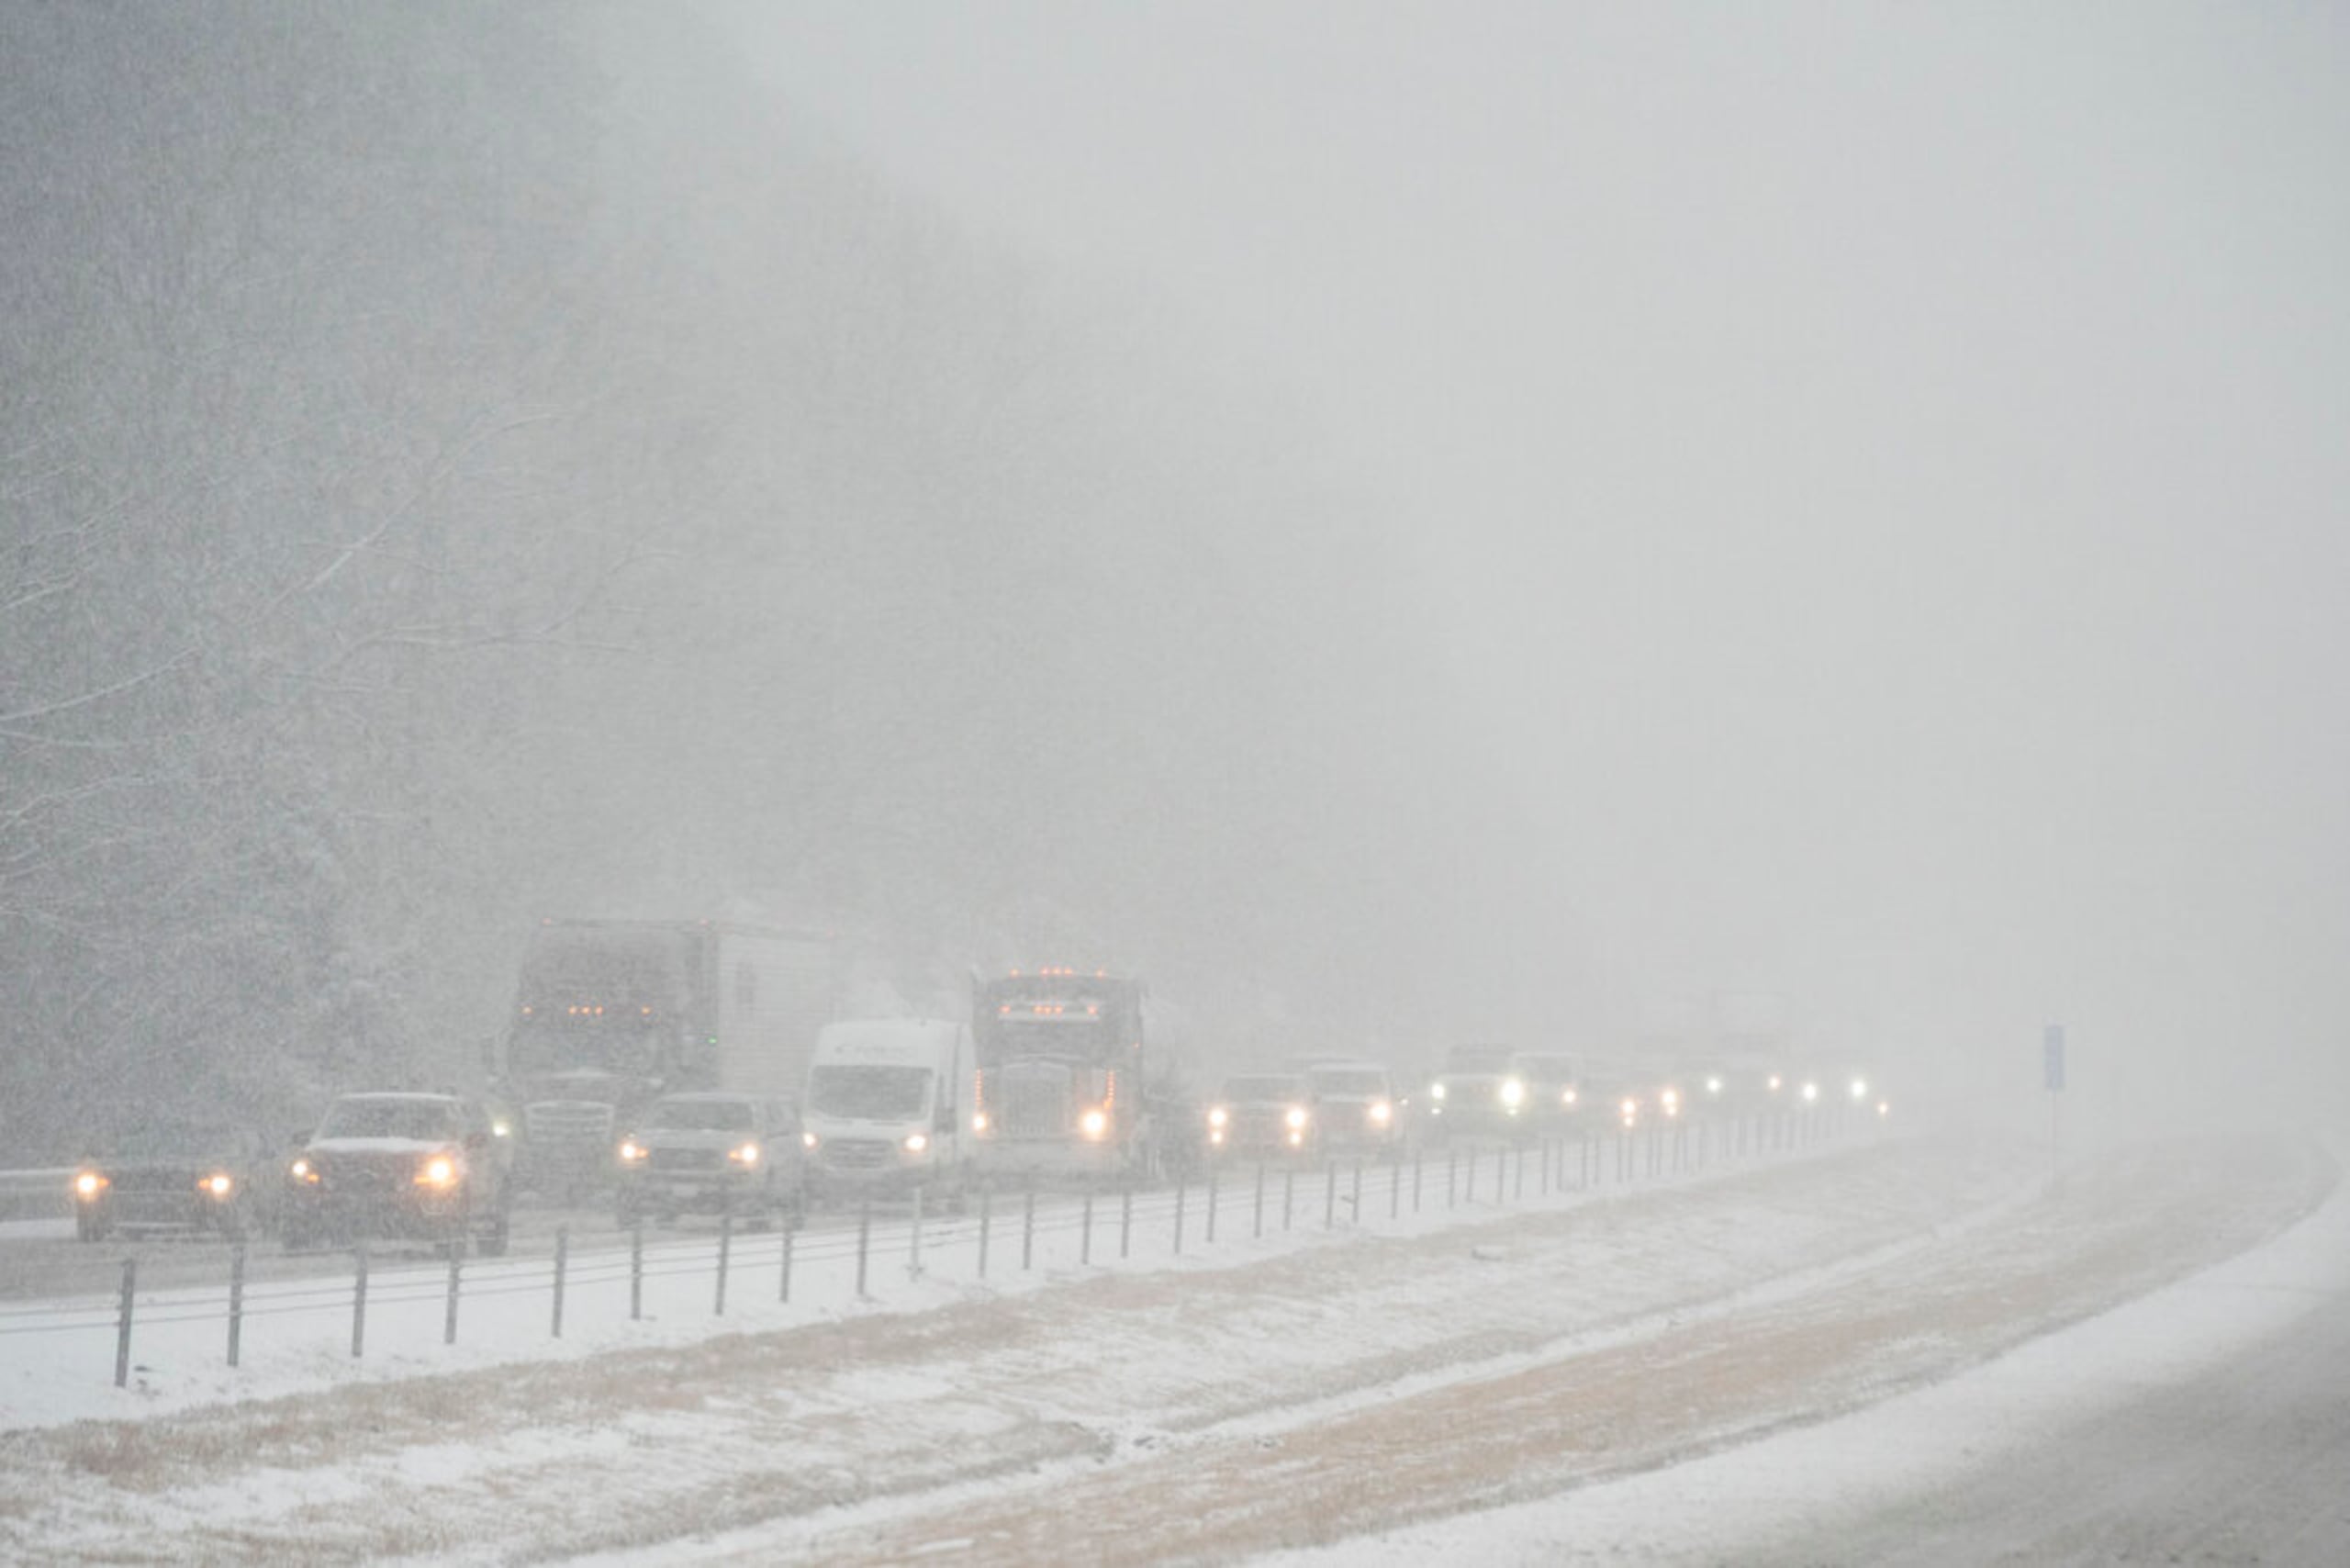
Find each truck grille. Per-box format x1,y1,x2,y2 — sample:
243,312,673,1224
995,1062,1071,1137
647,1148,723,1173
526,1102,615,1147
821,1138,895,1170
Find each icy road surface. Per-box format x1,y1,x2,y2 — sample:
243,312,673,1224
0,1130,2329,1565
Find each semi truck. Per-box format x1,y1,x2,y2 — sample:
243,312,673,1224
969,968,1176,1181
487,917,835,1200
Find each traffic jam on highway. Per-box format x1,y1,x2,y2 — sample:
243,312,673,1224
44,918,1890,1262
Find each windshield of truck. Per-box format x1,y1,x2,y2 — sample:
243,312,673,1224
1221,1076,1306,1103
317,1099,464,1141
509,1015,665,1077
1512,1055,1575,1083
1307,1069,1387,1097
642,1098,755,1132
808,1065,932,1120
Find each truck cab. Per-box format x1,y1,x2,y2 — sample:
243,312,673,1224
800,1018,974,1204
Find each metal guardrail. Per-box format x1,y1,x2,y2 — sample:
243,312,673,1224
0,1168,73,1223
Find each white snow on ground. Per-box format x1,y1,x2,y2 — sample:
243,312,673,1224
0,1127,1794,1429
1257,1130,2350,1567
0,1126,2328,1565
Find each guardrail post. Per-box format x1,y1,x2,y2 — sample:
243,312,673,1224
1020,1181,1035,1271
1080,1186,1094,1266
715,1205,733,1316
1323,1162,1336,1229
1350,1159,1362,1226
1495,1146,1507,1204
978,1182,992,1277
227,1243,246,1368
1514,1141,1525,1201
1119,1179,1133,1259
1413,1147,1423,1212
1282,1166,1295,1231
779,1221,794,1304
631,1222,644,1320
1465,1146,1479,1205
1390,1156,1401,1220
550,1227,566,1339
114,1258,136,1387
1448,1148,1459,1208
1173,1179,1187,1255
907,1185,925,1282
856,1201,873,1296
1204,1163,1218,1244
352,1244,370,1358
444,1242,462,1346
1252,1160,1265,1239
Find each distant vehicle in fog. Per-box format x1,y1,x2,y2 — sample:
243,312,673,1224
282,1092,513,1254
1206,1072,1318,1159
1294,1058,1403,1155
1423,1043,1525,1139
71,1124,275,1243
614,1091,803,1227
1506,1051,1583,1129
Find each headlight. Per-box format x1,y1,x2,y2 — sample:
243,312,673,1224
1369,1100,1393,1125
1619,1097,1639,1125
73,1170,106,1199
1430,1081,1448,1101
1284,1105,1308,1130
803,1131,820,1149
1767,1074,1784,1092
729,1142,760,1167
1706,1076,1724,1095
1210,1128,1225,1145
1801,1081,1820,1103
969,1113,988,1134
1562,1087,1578,1106
1850,1077,1869,1101
903,1132,928,1154
1286,1129,1304,1147
491,1119,511,1138
1877,1100,1891,1117
1662,1088,1681,1117
1080,1108,1109,1139
619,1140,647,1163
289,1159,318,1183
1208,1105,1229,1128
201,1172,234,1198
414,1155,459,1189
1500,1078,1526,1108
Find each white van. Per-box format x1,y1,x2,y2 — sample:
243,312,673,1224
800,1018,974,1204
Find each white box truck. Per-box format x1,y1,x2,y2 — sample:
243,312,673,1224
800,1017,974,1204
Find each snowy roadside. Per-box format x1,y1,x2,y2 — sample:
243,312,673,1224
0,1132,2023,1566
0,1122,1841,1431
1256,1127,2350,1567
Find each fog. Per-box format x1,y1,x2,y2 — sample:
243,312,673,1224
4,3,2345,1154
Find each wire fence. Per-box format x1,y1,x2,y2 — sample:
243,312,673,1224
2,1103,1870,1387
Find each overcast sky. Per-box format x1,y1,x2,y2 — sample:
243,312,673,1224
714,3,2349,1116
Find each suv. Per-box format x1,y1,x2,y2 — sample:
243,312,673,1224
283,1092,512,1254
1204,1072,1318,1160
1296,1058,1404,1155
613,1092,803,1228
